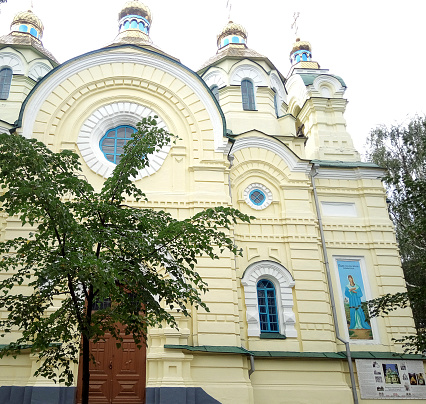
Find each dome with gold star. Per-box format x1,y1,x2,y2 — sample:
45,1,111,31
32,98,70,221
10,9,44,40
217,21,247,49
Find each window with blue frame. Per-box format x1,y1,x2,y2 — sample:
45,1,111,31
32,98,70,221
0,67,13,100
249,188,265,206
99,125,136,164
241,79,255,110
257,279,279,333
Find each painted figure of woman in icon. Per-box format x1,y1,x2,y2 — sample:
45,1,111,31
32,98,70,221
345,275,371,330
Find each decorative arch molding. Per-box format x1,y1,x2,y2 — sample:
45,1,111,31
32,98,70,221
241,260,297,338
270,73,286,103
77,102,170,179
230,136,311,173
19,49,226,151
28,62,52,81
230,64,267,87
313,75,345,97
203,70,227,89
0,51,25,74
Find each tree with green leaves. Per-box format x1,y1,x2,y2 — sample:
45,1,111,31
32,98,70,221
366,115,426,353
0,118,251,404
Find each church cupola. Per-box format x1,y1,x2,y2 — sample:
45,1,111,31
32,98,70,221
10,9,44,41
217,21,247,49
118,0,152,36
289,38,320,70
290,38,312,64
112,1,153,46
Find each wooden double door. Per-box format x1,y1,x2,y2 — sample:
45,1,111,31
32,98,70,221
76,332,146,404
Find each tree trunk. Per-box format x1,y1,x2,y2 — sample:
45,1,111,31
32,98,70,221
81,332,91,404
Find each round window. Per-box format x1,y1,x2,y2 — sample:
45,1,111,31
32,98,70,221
99,125,136,164
244,183,272,210
249,189,266,206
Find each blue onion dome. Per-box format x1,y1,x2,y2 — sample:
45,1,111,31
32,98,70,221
10,9,44,40
217,21,247,49
289,38,313,65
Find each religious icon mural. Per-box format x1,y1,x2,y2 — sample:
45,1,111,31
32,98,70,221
336,260,373,340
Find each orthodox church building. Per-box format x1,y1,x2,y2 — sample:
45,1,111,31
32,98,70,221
0,2,424,404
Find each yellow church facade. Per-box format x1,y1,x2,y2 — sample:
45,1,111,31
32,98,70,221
0,2,424,404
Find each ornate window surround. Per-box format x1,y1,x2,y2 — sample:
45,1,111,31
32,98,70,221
77,102,170,179
244,183,272,210
241,260,297,338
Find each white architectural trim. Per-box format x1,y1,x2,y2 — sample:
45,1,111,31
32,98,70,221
244,183,272,210
0,51,25,74
321,202,357,217
20,50,227,151
229,64,267,86
241,260,297,338
270,72,286,103
313,75,345,97
231,136,311,173
315,167,385,180
203,70,227,89
28,62,52,81
77,102,170,179
0,125,11,135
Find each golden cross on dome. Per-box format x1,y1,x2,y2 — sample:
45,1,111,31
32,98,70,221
291,12,300,37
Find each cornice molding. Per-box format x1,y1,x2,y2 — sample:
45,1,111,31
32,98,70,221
20,50,226,151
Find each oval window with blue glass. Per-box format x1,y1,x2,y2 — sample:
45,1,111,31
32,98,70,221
99,125,136,164
244,183,272,210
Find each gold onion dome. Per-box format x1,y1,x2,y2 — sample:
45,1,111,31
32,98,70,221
10,9,44,39
290,38,315,66
290,38,311,56
119,1,152,25
217,21,247,49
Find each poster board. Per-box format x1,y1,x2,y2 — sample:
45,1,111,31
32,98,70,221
356,359,426,399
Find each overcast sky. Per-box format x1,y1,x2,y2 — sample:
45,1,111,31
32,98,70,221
1,0,425,158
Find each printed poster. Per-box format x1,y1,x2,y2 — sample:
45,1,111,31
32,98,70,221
356,359,426,399
336,260,373,340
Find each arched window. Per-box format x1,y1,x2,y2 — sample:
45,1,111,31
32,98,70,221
232,36,239,43
130,20,138,29
0,67,13,100
257,279,279,333
19,25,28,32
273,90,280,117
223,38,229,46
241,260,297,338
99,125,136,164
30,28,38,37
210,85,219,102
241,79,255,111
302,53,308,61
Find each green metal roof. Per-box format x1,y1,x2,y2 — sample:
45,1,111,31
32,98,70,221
298,73,346,88
164,345,253,355
311,159,381,169
164,345,426,360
